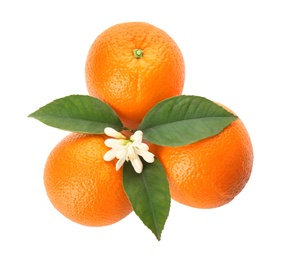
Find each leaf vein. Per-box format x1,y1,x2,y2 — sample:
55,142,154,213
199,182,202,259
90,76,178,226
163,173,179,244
141,173,160,238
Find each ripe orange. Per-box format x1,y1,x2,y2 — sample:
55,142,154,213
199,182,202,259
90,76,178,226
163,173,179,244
44,133,132,226
85,22,185,129
155,105,254,209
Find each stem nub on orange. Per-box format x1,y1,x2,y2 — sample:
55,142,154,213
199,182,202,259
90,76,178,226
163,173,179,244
85,22,185,129
155,105,254,209
44,133,132,226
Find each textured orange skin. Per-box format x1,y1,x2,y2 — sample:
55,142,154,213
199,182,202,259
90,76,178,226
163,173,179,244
44,133,132,226
155,109,254,209
85,22,185,129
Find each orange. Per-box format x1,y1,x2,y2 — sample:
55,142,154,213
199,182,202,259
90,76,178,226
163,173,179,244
85,22,185,129
155,105,254,209
44,133,132,226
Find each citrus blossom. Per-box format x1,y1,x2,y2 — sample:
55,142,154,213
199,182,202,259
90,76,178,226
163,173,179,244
103,127,155,173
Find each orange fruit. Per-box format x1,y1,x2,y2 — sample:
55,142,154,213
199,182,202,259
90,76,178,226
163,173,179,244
44,133,132,226
155,105,254,209
85,22,185,129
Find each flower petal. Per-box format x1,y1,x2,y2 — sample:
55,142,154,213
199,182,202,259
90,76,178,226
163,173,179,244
116,155,126,171
104,127,126,139
104,138,123,148
131,155,143,174
131,130,143,146
140,151,155,163
116,148,128,160
104,149,117,161
136,143,149,151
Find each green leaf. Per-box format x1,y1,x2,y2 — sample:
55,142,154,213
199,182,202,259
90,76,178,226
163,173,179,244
28,95,123,133
123,159,171,241
138,95,238,146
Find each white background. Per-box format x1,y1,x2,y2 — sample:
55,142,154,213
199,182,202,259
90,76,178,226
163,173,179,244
1,0,290,259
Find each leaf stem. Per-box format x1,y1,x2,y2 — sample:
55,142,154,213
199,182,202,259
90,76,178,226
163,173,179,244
123,126,135,133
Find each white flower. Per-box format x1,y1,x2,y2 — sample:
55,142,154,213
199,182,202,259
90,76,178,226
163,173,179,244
103,127,155,173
